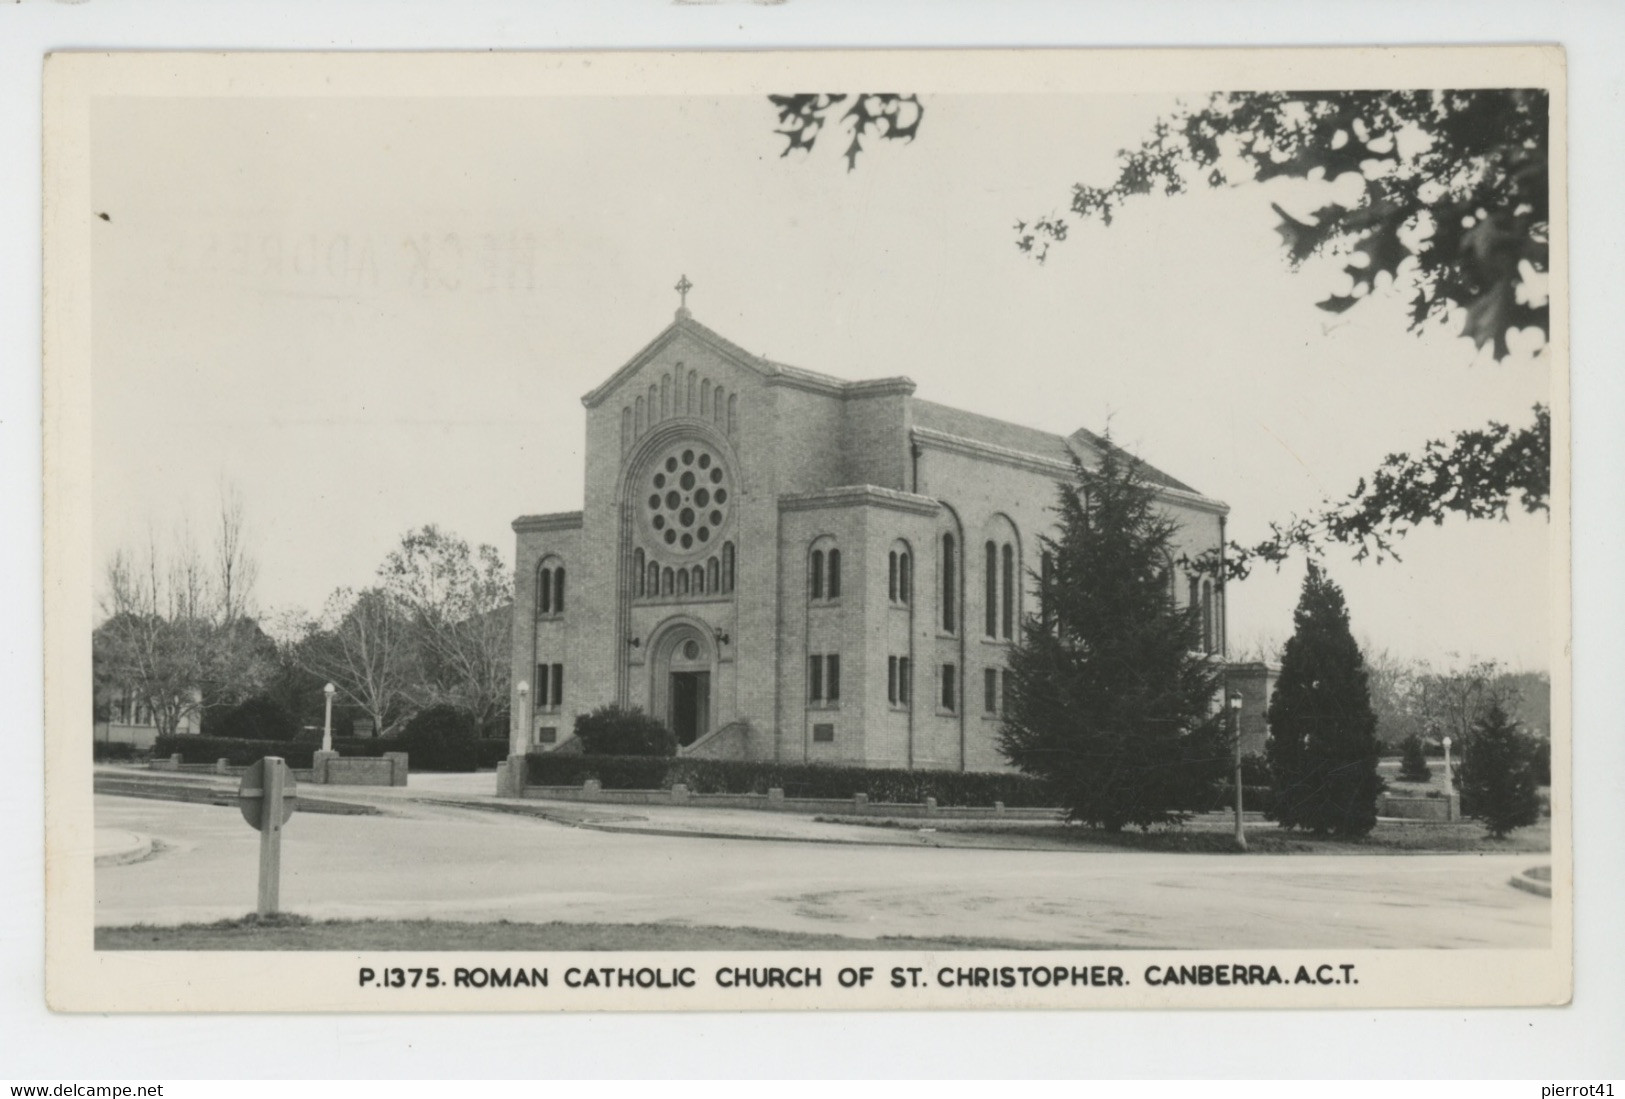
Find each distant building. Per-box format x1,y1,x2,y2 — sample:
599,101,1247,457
510,296,1231,771
93,686,200,749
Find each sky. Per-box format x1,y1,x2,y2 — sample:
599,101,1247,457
89,91,1554,669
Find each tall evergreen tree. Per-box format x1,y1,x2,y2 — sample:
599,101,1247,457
1266,564,1384,836
1459,700,1543,839
999,439,1229,832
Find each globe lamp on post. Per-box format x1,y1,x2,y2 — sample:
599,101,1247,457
1228,690,1247,852
516,680,530,749
322,682,336,753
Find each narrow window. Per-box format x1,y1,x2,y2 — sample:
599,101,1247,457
1202,579,1215,654
539,568,552,615
888,552,898,602
701,378,711,414
714,385,726,425
551,663,563,708
985,667,998,713
692,565,705,595
826,654,840,702
942,534,956,632
723,542,735,593
941,663,957,712
635,395,645,436
634,549,645,597
1188,575,1200,613
660,374,670,419
887,656,898,704
1001,543,1014,639
899,553,911,604
535,663,549,708
985,540,998,637
810,550,825,599
621,407,631,452
828,549,841,599
554,568,565,613
662,567,674,596
899,657,911,705
677,569,690,596
687,373,697,415
647,560,660,596
809,654,824,703
707,556,720,593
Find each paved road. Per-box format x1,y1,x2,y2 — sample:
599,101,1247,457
94,794,1549,948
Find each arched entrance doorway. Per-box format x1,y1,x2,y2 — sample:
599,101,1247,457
647,619,715,747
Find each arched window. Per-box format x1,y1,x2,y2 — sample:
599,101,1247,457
700,378,711,414
691,565,705,594
662,567,674,597
634,549,645,597
538,568,552,615
677,568,690,596
660,374,670,419
810,550,825,599
899,550,911,604
647,559,660,596
985,540,998,637
621,407,631,452
888,551,898,602
635,395,645,436
1002,543,1014,639
649,383,658,422
554,568,565,613
687,372,697,415
722,542,735,593
537,561,564,617
707,556,720,593
942,533,957,633
828,549,841,599
714,385,726,425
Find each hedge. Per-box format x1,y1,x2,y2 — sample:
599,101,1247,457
153,734,510,771
92,741,139,762
525,754,1055,807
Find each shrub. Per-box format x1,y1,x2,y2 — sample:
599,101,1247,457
154,735,317,768
1238,752,1271,787
396,705,479,772
526,754,1054,807
210,696,299,741
574,705,678,757
92,740,138,762
1398,733,1432,782
1460,702,1543,838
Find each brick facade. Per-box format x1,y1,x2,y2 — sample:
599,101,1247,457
510,309,1231,772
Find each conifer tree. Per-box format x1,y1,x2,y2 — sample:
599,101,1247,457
1266,564,1383,836
1460,701,1543,839
1398,732,1432,783
1000,439,1229,831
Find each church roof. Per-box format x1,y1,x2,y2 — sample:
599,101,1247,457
583,309,1200,496
910,400,1197,493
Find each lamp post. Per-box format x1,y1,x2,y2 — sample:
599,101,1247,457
1228,690,1247,852
516,680,530,750
1442,734,1453,790
321,682,336,753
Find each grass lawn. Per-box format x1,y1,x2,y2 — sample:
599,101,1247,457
95,915,1078,952
819,813,1552,855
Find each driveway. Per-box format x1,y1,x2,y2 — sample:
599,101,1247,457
94,794,1550,948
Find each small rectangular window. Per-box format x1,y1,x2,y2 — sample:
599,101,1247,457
942,663,957,712
985,667,998,713
812,723,835,743
899,657,911,705
809,654,823,703
535,664,549,708
826,654,840,702
887,655,898,704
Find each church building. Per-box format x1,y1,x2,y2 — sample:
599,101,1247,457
509,287,1231,773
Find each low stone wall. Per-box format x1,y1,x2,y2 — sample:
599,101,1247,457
310,751,409,787
522,781,1064,821
1379,793,1459,821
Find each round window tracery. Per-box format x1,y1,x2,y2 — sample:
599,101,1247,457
640,441,733,554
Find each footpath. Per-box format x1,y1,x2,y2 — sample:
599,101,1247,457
92,765,1085,852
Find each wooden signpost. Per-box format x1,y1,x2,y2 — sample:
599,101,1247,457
238,757,298,916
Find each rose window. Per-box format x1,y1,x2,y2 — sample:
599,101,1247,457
643,443,731,554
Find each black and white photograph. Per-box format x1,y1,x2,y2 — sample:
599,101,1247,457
42,46,1571,1013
